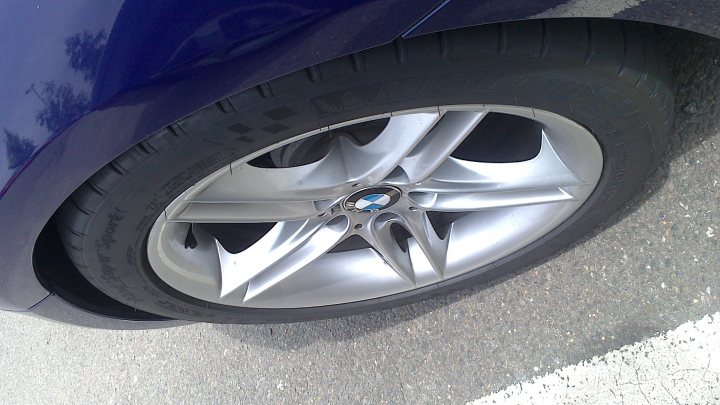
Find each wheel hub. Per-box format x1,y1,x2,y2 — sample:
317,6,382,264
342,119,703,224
344,186,402,213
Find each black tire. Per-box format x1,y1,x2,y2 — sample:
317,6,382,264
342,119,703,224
56,20,674,323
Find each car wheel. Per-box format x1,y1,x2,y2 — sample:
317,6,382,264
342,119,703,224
57,20,673,323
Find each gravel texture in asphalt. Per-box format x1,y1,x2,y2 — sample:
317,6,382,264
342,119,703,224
0,28,719,405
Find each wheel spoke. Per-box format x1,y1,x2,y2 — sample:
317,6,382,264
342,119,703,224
167,198,341,223
408,130,589,212
409,187,576,211
387,110,487,184
356,216,415,285
399,209,448,278
186,161,350,204
216,216,350,300
335,111,442,185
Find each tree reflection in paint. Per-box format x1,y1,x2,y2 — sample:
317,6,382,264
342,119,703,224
33,81,90,135
65,30,107,83
32,29,107,134
6,29,108,172
3,128,36,170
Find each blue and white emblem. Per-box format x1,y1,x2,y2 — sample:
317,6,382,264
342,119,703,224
344,186,402,213
355,193,391,211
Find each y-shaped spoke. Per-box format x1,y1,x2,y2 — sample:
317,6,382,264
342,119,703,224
387,110,487,184
216,216,350,301
407,130,589,212
355,216,416,285
398,208,448,278
354,208,448,283
333,111,442,185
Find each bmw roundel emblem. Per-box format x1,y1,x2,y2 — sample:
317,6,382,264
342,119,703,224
344,186,401,213
356,193,391,211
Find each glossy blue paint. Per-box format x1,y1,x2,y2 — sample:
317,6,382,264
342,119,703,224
0,0,718,324
0,0,442,310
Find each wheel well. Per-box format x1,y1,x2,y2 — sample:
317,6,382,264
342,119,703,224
33,218,167,320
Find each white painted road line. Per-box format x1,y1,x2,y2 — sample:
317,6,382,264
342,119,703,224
469,313,720,405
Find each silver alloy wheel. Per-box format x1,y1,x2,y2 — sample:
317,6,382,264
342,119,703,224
147,105,603,308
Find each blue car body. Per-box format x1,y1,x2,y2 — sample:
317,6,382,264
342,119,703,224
1,0,718,327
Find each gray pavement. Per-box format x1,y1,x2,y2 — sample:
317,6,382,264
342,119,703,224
1,29,719,405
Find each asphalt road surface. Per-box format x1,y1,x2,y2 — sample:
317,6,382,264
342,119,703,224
1,29,719,405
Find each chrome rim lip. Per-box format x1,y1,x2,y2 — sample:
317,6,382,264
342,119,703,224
146,104,604,309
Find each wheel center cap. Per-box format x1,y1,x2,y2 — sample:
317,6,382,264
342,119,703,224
344,186,401,213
